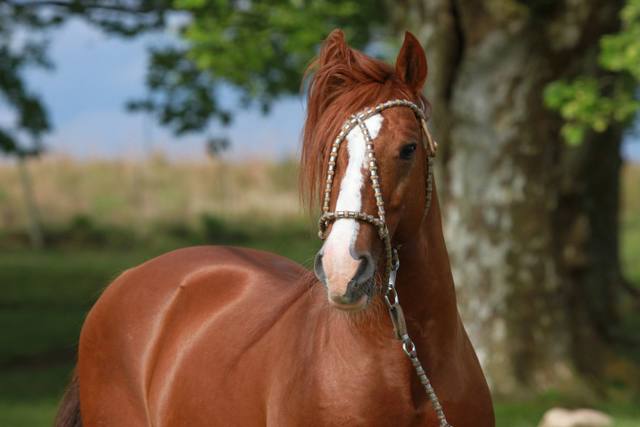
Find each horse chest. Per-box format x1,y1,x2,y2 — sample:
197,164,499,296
268,336,424,426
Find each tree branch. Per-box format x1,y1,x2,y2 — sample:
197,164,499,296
6,0,162,15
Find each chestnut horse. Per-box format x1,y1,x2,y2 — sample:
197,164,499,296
55,30,494,426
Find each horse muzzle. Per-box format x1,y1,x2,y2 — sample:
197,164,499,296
314,249,375,311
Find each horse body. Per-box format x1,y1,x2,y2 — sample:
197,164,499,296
57,30,495,426
80,246,412,426
79,246,308,426
77,193,493,426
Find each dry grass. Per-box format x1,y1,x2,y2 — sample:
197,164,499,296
621,162,640,284
622,162,640,220
0,156,637,250
0,153,304,231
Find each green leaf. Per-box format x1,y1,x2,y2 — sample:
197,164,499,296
174,0,207,8
545,0,640,146
562,124,586,146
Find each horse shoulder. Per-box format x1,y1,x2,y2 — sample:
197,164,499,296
78,245,312,426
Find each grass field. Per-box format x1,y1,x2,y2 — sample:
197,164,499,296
0,250,158,427
622,163,640,286
0,155,302,231
2,246,640,427
0,158,638,426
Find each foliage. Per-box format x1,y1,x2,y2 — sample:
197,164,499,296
132,0,387,134
0,3,52,156
0,1,172,157
0,0,386,154
544,0,640,145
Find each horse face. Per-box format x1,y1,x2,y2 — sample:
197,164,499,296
307,30,430,311
314,106,429,311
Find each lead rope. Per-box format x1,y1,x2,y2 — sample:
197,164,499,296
318,99,452,427
385,250,451,427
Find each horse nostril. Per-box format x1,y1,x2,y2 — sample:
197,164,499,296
353,253,374,284
314,252,326,284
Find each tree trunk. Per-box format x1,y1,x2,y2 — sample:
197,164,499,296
390,0,624,395
17,155,44,249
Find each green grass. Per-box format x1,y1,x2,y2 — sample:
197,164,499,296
0,249,159,427
495,392,640,427
0,364,74,427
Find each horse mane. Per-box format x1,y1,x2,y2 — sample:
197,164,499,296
300,31,427,211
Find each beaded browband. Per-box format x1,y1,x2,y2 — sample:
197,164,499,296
317,98,438,286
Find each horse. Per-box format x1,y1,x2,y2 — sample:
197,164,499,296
55,30,494,427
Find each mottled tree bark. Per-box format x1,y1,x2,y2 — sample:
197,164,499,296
389,0,624,394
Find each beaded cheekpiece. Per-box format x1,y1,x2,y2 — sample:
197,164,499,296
316,99,452,427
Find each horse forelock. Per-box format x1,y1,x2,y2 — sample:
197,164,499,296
299,40,429,213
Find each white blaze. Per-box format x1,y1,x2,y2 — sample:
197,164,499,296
321,114,383,291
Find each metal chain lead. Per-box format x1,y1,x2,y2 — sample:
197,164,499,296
317,99,451,426
385,251,452,427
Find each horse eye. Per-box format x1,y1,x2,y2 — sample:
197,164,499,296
399,143,417,160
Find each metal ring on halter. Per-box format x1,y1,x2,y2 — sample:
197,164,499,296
391,250,400,272
384,287,399,307
402,337,417,357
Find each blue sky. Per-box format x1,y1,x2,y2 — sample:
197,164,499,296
23,19,305,160
12,19,640,161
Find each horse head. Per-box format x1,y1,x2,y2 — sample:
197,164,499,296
302,30,434,311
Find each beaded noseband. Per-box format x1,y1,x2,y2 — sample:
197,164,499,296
316,99,452,427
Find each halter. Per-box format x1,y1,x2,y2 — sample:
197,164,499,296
316,99,452,427
317,98,436,289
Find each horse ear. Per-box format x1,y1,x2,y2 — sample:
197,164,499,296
307,29,356,109
319,29,352,67
395,31,428,93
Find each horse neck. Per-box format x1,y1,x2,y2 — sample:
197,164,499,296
394,189,460,349
310,187,461,362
